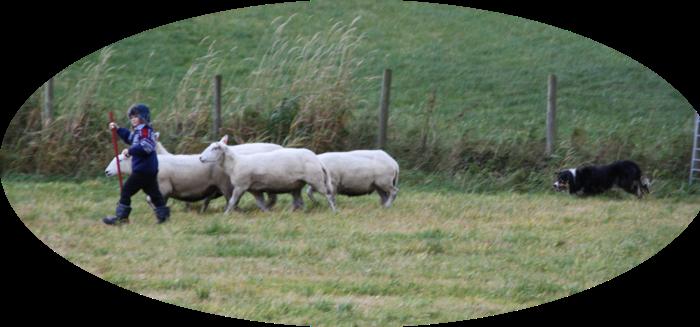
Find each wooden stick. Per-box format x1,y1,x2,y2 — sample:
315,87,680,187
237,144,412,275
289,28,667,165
109,112,123,191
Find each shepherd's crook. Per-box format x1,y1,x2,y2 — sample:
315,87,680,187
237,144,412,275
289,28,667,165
109,112,123,191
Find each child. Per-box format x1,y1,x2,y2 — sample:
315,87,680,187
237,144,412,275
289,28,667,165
102,104,170,225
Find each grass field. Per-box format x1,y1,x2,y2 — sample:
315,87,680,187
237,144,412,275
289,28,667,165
5,176,697,326
5,0,696,191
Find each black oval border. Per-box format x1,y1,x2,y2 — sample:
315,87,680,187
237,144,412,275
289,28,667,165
2,1,698,325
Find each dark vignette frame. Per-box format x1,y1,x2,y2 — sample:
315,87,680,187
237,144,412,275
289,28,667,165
2,1,697,325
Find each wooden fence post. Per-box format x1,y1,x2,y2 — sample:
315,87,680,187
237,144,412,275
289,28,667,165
545,74,557,157
212,74,222,140
42,78,53,128
378,69,392,149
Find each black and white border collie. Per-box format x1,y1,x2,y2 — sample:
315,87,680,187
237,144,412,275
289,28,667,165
553,160,650,198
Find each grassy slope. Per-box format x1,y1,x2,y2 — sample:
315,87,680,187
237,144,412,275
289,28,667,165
4,0,696,192
48,1,693,148
5,177,697,325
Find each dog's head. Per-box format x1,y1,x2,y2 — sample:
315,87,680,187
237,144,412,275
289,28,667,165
640,177,652,194
553,169,576,192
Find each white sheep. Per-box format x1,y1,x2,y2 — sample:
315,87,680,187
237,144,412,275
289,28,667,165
154,139,172,156
105,140,283,212
199,135,337,213
151,132,172,155
307,150,399,208
105,153,231,212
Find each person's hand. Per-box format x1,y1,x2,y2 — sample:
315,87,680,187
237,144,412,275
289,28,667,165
109,122,118,130
121,149,130,158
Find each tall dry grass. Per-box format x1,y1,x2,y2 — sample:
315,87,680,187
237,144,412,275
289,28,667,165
2,15,373,177
224,15,371,152
3,47,120,176
159,40,224,154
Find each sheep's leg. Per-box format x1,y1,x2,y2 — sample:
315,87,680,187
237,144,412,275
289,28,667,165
326,192,337,212
321,190,337,213
307,180,336,212
250,191,270,212
145,195,156,210
376,188,390,207
291,190,305,211
200,196,212,214
383,185,399,208
383,192,396,208
390,186,399,201
225,187,246,214
265,193,277,209
306,186,319,204
221,184,233,210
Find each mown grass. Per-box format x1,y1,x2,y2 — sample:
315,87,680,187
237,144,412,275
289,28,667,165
4,176,697,326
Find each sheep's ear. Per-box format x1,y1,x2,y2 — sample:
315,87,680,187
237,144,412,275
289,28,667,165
154,132,160,141
220,135,229,145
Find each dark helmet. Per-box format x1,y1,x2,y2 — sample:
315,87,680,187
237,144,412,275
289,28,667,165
126,103,151,124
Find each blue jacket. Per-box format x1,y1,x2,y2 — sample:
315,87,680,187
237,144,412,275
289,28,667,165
117,124,158,175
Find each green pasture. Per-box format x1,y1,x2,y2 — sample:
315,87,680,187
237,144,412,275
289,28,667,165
4,176,697,325
4,0,696,191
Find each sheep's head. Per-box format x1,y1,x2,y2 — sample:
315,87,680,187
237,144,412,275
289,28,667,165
105,154,131,177
199,135,229,163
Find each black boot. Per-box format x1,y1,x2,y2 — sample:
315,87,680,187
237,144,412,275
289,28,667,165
103,203,131,225
154,206,170,224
